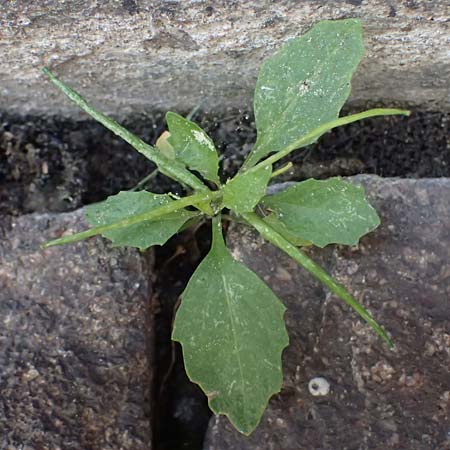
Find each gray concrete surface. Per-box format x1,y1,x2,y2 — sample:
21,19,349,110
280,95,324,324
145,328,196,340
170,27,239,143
205,176,450,450
1,1,449,117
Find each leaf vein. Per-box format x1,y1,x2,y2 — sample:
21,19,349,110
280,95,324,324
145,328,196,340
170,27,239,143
221,274,247,419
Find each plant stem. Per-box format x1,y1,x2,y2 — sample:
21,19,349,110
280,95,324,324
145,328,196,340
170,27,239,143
270,162,293,179
130,169,159,191
242,108,410,171
242,211,393,348
42,68,207,192
43,191,220,248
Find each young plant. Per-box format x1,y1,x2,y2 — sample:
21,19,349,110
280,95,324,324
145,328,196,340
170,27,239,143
42,19,409,435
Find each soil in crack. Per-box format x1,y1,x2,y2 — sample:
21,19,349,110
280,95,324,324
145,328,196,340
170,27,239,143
152,222,213,450
2,110,449,217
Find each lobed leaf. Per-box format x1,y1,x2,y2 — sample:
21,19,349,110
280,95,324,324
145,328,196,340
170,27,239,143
222,165,272,213
172,216,288,435
261,178,380,248
243,19,364,169
166,112,220,184
85,191,196,250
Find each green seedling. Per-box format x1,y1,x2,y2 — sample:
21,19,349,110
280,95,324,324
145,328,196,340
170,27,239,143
42,19,409,435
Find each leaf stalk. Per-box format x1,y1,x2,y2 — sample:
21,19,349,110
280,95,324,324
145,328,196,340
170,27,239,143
243,108,410,171
242,211,393,348
270,162,293,179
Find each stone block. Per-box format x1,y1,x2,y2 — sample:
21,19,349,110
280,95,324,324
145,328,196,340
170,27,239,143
0,210,153,449
1,1,449,116
205,176,450,450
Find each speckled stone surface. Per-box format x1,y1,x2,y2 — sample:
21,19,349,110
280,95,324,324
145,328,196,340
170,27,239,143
0,209,153,449
1,1,449,116
205,176,450,450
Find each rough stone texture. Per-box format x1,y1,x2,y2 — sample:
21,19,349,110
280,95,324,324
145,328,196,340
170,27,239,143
0,210,153,449
205,176,450,450
1,1,449,117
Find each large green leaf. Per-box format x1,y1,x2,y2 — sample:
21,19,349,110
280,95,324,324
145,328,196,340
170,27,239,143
85,191,196,250
222,165,272,213
166,112,220,184
243,19,364,169
172,216,288,435
262,178,380,248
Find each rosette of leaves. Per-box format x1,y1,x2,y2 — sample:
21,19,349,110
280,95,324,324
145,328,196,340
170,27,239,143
42,19,409,435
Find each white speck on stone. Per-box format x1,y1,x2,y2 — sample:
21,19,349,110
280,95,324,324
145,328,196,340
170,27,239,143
308,377,330,396
275,417,286,428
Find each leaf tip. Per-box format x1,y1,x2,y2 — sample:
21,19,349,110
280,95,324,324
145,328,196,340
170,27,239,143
385,335,395,350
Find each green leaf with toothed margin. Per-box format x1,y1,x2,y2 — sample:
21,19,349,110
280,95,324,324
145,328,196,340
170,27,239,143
85,191,196,250
261,178,380,248
172,216,288,435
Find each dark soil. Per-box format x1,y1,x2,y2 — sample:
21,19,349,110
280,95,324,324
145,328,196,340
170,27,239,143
1,109,449,450
151,224,213,450
286,110,450,180
1,110,449,217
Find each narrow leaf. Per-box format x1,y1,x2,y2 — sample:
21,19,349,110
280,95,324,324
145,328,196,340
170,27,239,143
173,216,288,435
244,19,364,169
262,178,380,248
42,68,207,191
84,191,196,250
166,112,220,184
243,211,393,348
248,108,410,173
223,165,272,213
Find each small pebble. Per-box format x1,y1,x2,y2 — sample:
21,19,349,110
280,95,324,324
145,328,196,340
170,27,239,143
308,377,330,396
